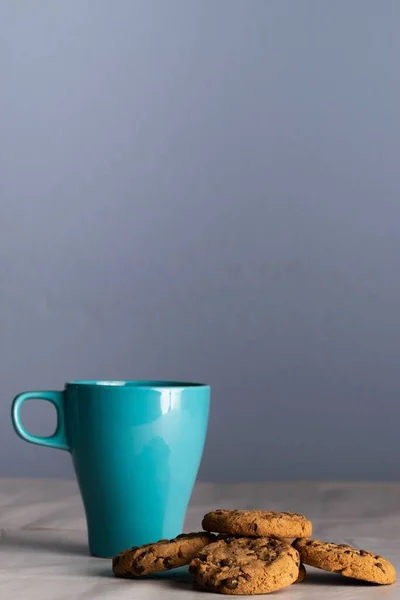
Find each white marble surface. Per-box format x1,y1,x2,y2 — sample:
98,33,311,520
0,479,399,599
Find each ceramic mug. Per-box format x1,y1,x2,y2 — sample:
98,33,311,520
11,380,210,557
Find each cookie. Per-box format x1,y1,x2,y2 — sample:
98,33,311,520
274,536,296,544
113,532,216,577
296,563,306,583
202,509,312,539
293,538,396,585
189,536,300,595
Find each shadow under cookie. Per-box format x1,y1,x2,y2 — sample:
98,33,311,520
306,569,384,587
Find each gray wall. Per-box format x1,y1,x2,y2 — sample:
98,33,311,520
1,1,400,482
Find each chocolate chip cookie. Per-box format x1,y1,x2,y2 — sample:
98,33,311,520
202,509,312,539
293,538,396,585
296,563,306,583
189,536,300,595
113,532,216,577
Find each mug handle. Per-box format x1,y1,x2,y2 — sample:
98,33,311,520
11,391,70,452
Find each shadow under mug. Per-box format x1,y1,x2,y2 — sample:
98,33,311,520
11,380,210,558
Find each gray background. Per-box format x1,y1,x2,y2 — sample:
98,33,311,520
1,1,399,482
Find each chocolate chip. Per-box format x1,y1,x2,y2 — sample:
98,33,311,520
220,558,233,567
375,562,386,572
223,578,238,590
197,553,207,561
177,550,184,559
163,557,174,569
241,573,252,582
134,565,145,575
250,522,258,533
359,550,370,556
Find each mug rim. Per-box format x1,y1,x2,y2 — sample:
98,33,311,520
66,380,209,389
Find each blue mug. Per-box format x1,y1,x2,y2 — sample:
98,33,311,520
11,380,210,557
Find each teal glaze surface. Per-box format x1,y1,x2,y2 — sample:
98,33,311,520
11,381,210,557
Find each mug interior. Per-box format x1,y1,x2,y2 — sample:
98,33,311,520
66,380,207,388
